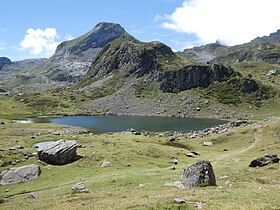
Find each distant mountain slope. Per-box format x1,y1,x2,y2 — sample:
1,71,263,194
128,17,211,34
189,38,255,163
43,22,129,82
251,29,280,44
181,29,280,65
178,42,229,64
0,58,47,87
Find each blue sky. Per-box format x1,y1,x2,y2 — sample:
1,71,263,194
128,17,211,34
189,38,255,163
1,0,280,61
0,0,192,61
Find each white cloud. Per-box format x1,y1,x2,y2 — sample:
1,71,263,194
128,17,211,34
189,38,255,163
163,0,280,46
20,28,60,57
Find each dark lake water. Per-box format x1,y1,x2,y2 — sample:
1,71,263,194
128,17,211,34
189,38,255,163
35,115,227,133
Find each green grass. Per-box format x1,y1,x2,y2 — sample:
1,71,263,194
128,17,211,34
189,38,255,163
0,117,279,209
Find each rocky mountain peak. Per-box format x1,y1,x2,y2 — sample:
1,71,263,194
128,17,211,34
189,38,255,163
0,57,12,70
45,22,128,82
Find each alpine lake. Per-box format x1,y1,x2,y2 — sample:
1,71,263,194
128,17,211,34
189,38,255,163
33,115,227,134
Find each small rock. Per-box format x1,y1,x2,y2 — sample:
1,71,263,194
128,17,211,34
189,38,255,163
26,193,38,199
174,198,186,204
90,143,96,147
138,184,145,188
186,152,196,158
72,182,89,193
195,107,201,111
225,181,233,188
223,148,229,151
190,151,200,156
203,141,213,146
5,189,9,192
9,145,24,150
169,137,176,142
218,175,229,180
129,128,136,132
101,161,112,167
232,157,242,162
170,166,176,170
172,159,178,165
0,121,5,125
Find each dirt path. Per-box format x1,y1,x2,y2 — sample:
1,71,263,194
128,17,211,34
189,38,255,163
212,126,260,163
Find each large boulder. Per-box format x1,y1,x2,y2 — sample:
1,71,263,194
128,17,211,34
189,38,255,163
37,140,79,165
0,164,41,185
181,160,216,189
249,153,279,167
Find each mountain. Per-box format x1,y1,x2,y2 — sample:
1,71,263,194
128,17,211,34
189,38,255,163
251,29,280,44
182,29,280,65
178,41,229,64
0,57,12,70
0,58,47,86
77,35,269,117
43,22,129,82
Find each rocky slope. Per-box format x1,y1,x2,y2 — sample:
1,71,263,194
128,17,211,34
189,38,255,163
182,29,280,65
43,22,128,82
79,36,268,118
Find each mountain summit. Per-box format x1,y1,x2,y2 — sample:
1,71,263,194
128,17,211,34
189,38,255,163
44,22,128,81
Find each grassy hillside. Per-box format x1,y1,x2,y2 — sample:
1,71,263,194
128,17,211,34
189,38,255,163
0,117,279,209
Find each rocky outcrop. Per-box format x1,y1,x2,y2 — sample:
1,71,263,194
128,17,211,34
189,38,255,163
44,22,128,81
0,164,40,185
86,38,174,80
181,160,216,189
160,64,234,93
37,140,80,165
0,57,12,70
249,153,279,167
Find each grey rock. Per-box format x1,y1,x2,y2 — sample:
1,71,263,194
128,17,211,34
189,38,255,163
101,161,112,167
0,121,5,125
37,140,79,165
72,182,89,193
249,153,279,167
181,160,216,189
90,143,96,147
26,193,38,199
9,145,24,150
171,159,178,165
160,64,234,93
174,198,186,204
203,141,213,146
0,164,41,185
186,152,196,158
232,157,242,162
